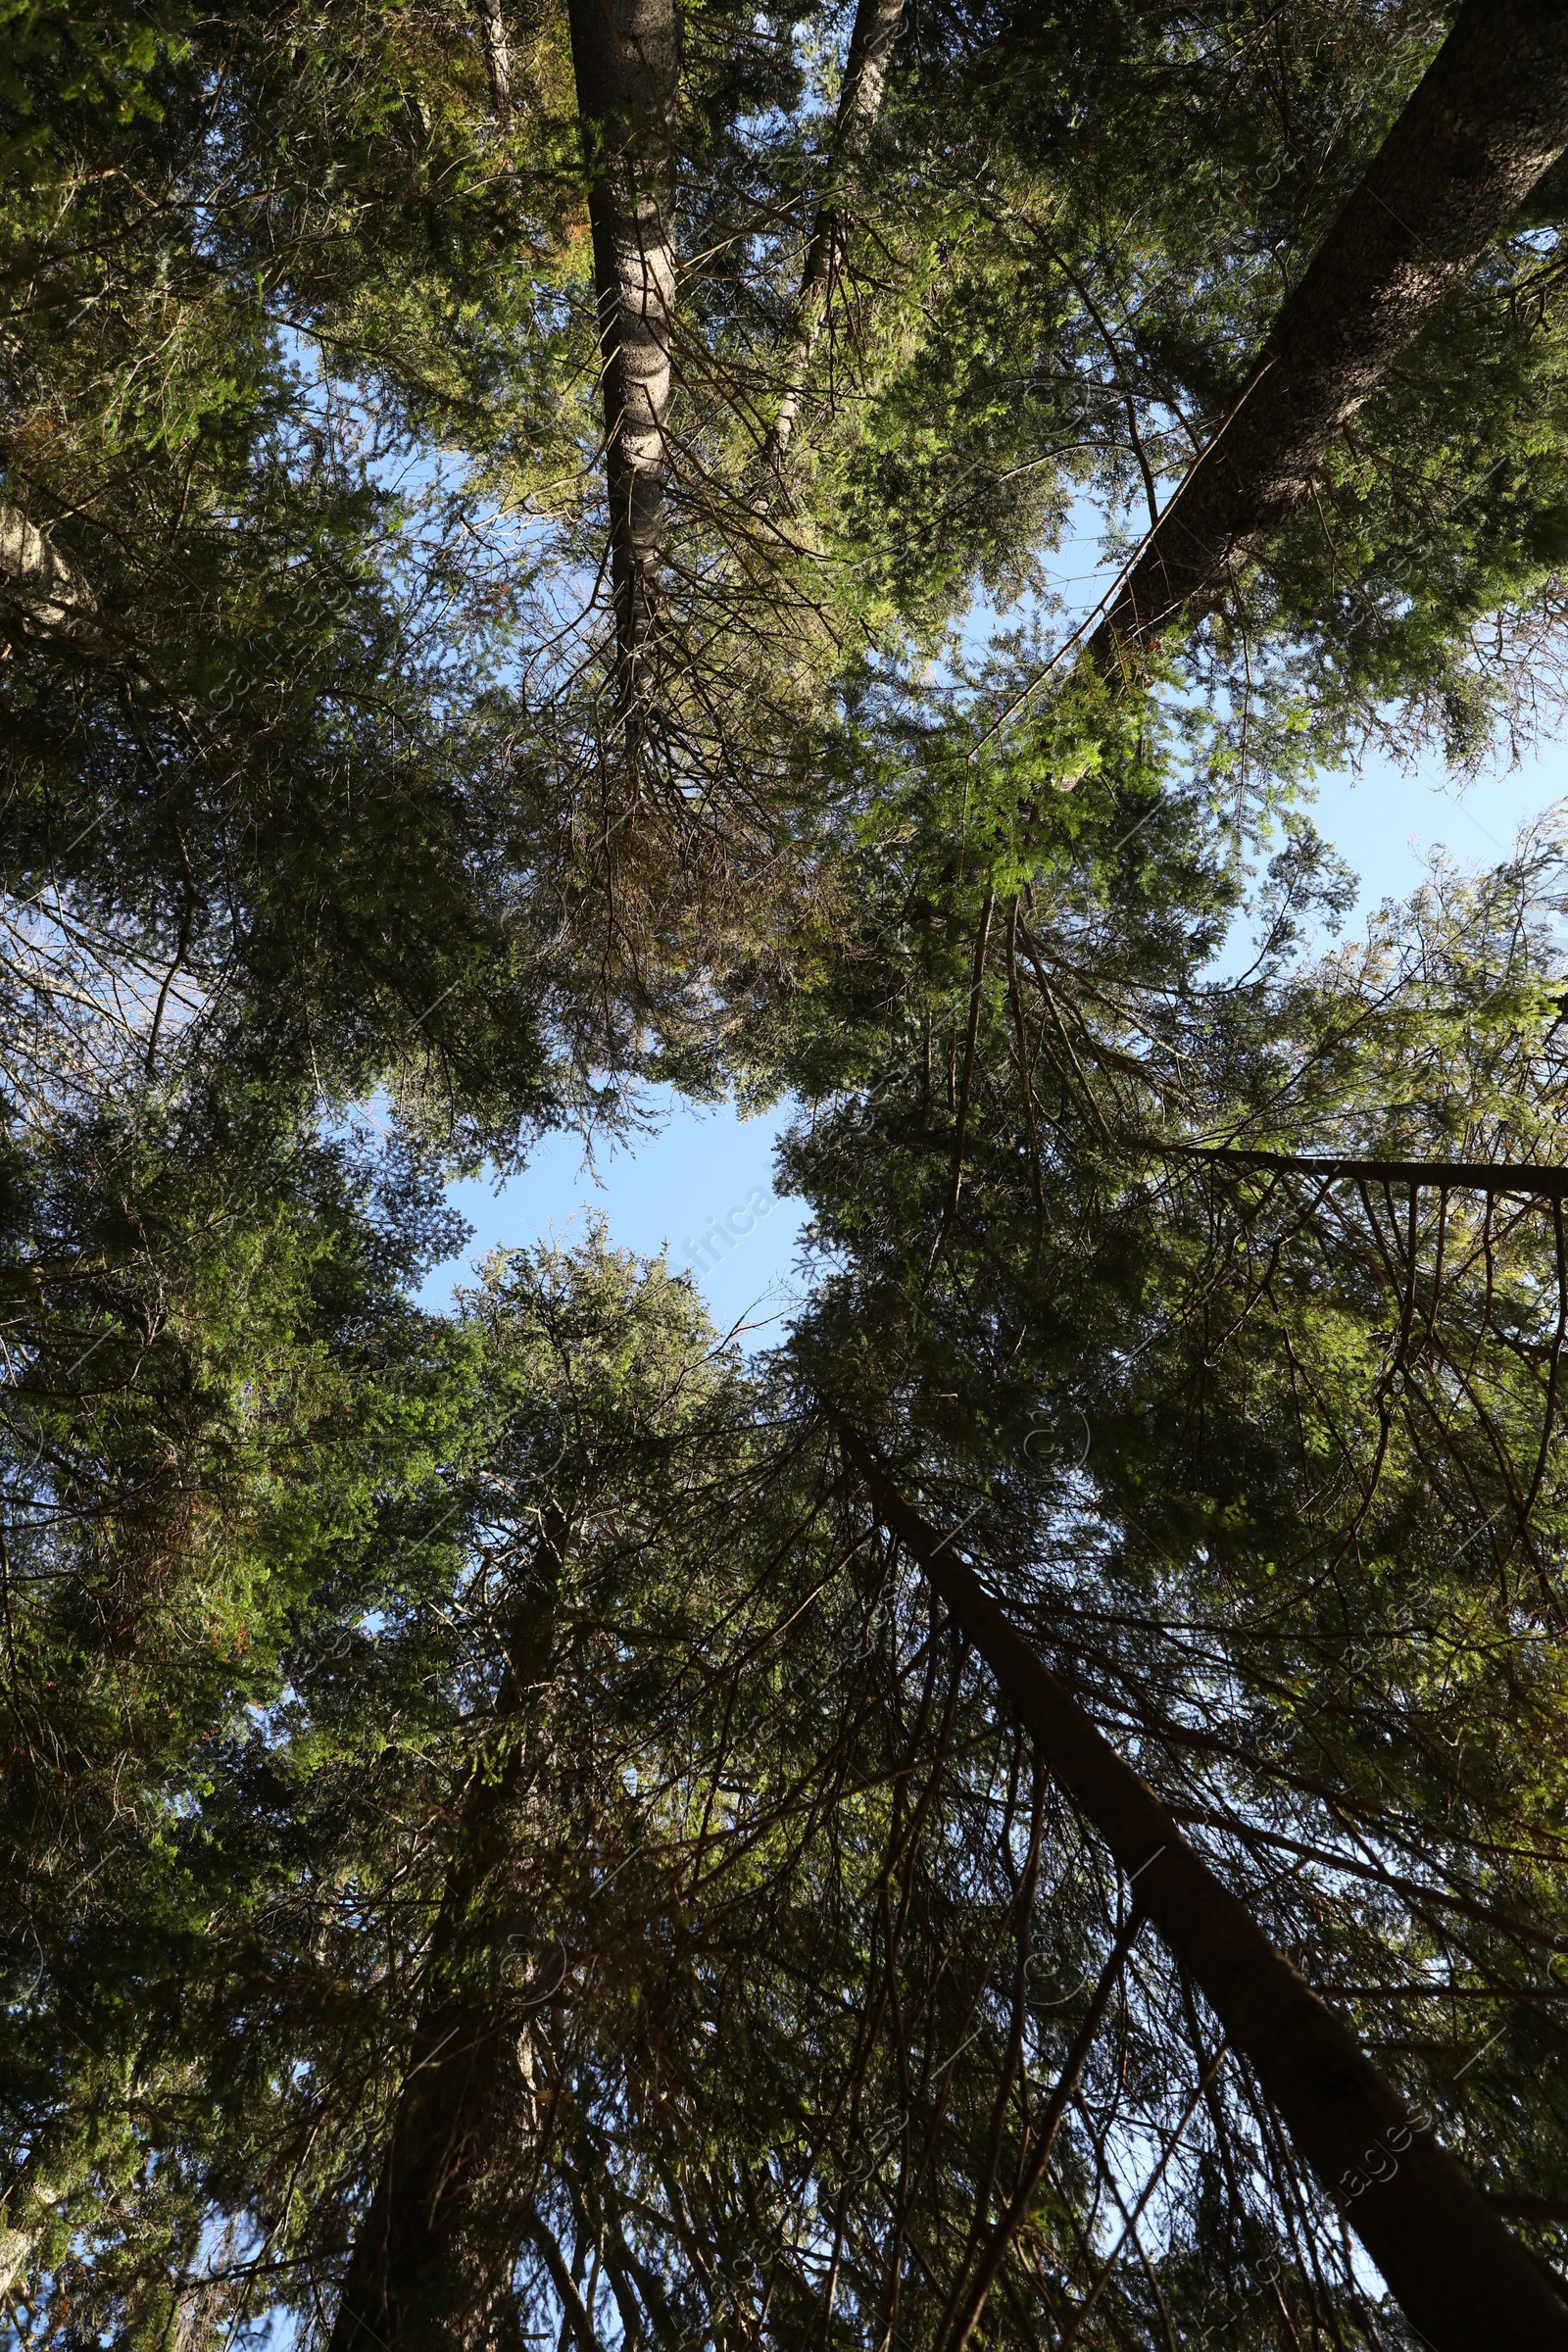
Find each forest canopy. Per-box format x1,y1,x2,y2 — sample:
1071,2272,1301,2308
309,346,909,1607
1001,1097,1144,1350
7,2,1568,2349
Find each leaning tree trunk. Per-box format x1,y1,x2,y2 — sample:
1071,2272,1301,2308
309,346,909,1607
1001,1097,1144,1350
840,1431,1568,2352
328,1542,566,2352
1158,1142,1568,1201
566,0,680,746
767,0,907,465
1094,0,1568,667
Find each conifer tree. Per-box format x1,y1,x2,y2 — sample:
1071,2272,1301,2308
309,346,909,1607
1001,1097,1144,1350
11,6,1568,2350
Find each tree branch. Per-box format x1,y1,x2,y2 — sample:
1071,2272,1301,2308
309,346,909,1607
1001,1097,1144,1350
838,1426,1568,2352
768,0,907,462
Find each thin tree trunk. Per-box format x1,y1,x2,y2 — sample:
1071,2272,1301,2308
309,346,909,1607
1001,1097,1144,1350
1094,0,1568,666
526,2209,601,2352
840,1429,1568,2352
768,0,907,464
329,1540,566,2352
566,0,680,742
474,0,512,117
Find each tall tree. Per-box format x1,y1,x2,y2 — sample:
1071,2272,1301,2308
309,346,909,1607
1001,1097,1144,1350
567,0,682,745
0,1082,472,2317
768,753,1568,2346
766,0,909,463
844,1436,1568,2352
1095,0,1568,664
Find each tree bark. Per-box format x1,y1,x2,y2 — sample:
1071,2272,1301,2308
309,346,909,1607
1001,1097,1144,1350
1094,0,1568,666
768,0,907,463
0,502,118,661
474,0,512,117
328,1543,565,2352
565,0,680,739
326,1956,544,2352
840,1429,1568,2352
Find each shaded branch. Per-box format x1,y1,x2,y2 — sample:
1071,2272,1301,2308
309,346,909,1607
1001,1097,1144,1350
838,1427,1568,2352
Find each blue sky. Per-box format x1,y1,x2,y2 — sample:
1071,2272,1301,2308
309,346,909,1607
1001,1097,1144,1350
1305,735,1567,913
424,1089,809,1339
422,470,1568,1336
421,724,1568,1332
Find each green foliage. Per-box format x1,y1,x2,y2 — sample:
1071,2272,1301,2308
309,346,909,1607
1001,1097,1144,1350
9,3,1568,2346
0,1084,472,2320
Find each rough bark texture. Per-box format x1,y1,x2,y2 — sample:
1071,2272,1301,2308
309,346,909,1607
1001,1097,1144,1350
327,1969,543,2352
474,0,512,116
842,1431,1568,2352
769,0,907,461
329,1549,564,2352
1095,0,1568,664
566,0,680,732
0,502,116,660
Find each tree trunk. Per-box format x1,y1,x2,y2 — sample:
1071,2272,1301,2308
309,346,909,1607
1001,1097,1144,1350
474,0,512,117
840,1430,1568,2352
768,0,907,463
1095,0,1568,665
326,1960,544,2352
566,0,680,741
329,1545,565,2352
0,502,117,661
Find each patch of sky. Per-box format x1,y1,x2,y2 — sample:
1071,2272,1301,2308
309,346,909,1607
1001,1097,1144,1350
418,478,1568,1346
1254,736,1568,938
960,483,1568,972
421,1084,809,1348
